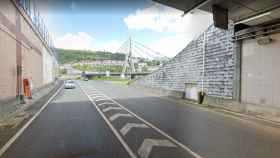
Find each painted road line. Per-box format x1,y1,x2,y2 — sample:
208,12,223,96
138,139,176,158
89,93,104,96
120,123,149,136
102,106,123,112
98,102,115,107
79,84,137,158
91,96,107,99
95,98,110,102
0,84,64,157
89,95,104,98
96,90,203,158
89,94,104,97
86,90,99,93
109,113,133,122
92,97,108,100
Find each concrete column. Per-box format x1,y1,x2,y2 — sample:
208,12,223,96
233,40,242,102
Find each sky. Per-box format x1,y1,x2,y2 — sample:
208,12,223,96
39,0,213,57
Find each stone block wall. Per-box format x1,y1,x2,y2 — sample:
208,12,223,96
135,24,236,99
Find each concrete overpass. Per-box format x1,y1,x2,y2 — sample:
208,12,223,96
83,72,151,79
154,0,280,30
144,0,280,121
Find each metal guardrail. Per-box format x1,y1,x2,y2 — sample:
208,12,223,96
18,0,57,59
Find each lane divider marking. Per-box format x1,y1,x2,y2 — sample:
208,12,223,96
92,96,109,100
103,106,123,112
89,94,105,97
79,83,137,158
109,113,133,122
89,86,203,158
120,123,149,136
138,139,176,158
95,98,110,102
98,102,115,107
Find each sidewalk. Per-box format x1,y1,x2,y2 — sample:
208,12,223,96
131,84,280,129
0,80,63,148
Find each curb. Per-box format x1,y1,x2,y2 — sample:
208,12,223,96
165,96,280,129
132,85,280,129
213,108,280,128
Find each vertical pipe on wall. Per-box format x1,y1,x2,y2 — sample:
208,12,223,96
201,32,206,92
15,7,24,103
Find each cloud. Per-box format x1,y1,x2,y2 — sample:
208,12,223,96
147,35,193,57
54,32,122,52
95,40,122,53
54,32,94,50
124,4,213,57
124,4,212,36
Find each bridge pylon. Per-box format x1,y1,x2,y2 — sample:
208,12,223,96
121,37,135,78
116,37,169,79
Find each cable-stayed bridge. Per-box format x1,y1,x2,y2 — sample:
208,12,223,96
74,38,169,79
116,37,169,78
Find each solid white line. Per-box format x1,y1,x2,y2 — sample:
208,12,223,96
0,84,64,157
102,106,122,112
109,113,133,122
79,84,137,158
96,90,203,158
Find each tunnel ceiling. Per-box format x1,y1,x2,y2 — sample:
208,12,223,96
153,0,280,26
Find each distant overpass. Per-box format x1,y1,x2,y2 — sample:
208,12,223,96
84,72,151,79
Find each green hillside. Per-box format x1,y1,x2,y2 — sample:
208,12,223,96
56,48,126,64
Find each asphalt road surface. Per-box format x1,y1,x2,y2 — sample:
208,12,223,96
1,80,280,158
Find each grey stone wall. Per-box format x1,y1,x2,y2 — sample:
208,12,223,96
135,24,236,99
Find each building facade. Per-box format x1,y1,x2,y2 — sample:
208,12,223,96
0,0,58,102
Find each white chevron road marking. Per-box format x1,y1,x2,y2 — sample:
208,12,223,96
89,94,104,97
99,92,203,158
98,102,115,107
138,139,176,158
102,106,122,112
95,98,110,102
120,123,149,136
79,81,203,158
86,90,99,93
92,96,108,100
109,113,133,122
79,84,137,158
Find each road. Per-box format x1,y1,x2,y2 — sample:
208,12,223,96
1,80,280,158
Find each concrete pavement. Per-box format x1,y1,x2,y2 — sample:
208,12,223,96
1,80,280,158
